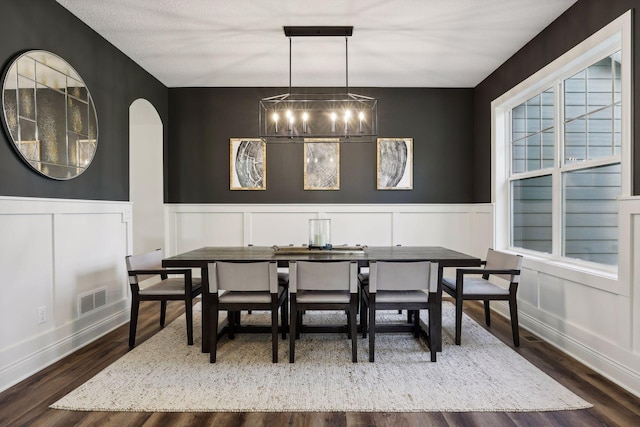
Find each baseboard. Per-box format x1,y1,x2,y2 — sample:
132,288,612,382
492,302,640,398
0,306,130,393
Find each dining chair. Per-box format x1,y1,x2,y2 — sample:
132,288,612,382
208,261,288,363
236,244,289,320
358,245,408,320
442,248,523,346
289,260,359,363
126,248,202,348
360,261,438,362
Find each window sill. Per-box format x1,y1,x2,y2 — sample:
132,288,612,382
505,248,623,296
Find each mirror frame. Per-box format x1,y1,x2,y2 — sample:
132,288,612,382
1,50,99,180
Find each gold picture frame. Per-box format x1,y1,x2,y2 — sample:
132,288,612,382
229,138,266,190
303,138,340,190
377,137,413,190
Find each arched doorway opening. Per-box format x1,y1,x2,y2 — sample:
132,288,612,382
129,99,164,254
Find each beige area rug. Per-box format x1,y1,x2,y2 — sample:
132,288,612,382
51,303,591,413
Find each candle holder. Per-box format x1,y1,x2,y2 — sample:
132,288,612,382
309,219,332,250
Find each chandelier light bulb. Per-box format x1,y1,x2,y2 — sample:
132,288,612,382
331,112,337,133
302,112,309,133
344,110,351,134
358,111,365,133
272,112,279,133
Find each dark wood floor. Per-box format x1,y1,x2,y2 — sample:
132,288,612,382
1,299,639,427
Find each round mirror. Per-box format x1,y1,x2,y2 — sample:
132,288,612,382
1,50,98,180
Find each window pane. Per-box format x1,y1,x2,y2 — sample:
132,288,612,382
512,175,552,253
563,163,620,265
563,52,621,164
511,88,554,173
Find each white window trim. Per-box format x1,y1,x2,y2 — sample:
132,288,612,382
491,10,632,290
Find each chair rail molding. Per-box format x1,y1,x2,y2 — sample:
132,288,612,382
0,196,133,393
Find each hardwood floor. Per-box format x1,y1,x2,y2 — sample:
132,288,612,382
1,299,639,427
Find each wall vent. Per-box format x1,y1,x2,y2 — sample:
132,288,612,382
79,288,107,316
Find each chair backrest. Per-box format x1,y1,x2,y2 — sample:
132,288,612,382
289,261,358,293
209,261,278,294
484,248,523,284
126,248,164,284
369,261,438,293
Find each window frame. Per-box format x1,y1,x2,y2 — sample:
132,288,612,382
492,10,632,282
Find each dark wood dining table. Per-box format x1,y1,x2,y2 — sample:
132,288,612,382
163,245,481,353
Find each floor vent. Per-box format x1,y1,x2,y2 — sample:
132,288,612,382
79,289,107,316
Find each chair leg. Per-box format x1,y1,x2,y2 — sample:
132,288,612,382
228,311,236,339
271,297,279,363
210,300,219,363
369,294,376,362
350,295,358,363
510,296,520,347
185,297,194,345
484,300,491,326
281,293,288,340
428,303,437,362
289,295,297,363
455,298,463,345
361,292,368,338
129,297,140,348
407,310,412,323
413,309,420,338
160,300,167,327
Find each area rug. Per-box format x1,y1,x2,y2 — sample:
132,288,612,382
50,303,591,413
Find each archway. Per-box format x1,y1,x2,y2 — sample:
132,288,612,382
129,98,164,254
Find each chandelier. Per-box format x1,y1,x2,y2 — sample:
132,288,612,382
259,26,378,143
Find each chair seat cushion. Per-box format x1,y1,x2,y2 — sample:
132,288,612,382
296,290,351,304
442,276,510,296
219,286,285,304
139,277,202,296
374,289,429,303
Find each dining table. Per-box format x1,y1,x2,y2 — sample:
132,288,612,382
162,245,481,353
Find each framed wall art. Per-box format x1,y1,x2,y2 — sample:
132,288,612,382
304,138,340,190
377,137,413,190
229,138,266,190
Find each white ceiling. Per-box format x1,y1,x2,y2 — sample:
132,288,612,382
55,0,578,88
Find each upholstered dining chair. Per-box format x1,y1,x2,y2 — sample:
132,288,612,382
126,248,202,348
208,261,288,363
442,248,523,346
289,260,359,363
360,261,438,362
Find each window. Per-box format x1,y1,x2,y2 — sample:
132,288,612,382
494,11,631,272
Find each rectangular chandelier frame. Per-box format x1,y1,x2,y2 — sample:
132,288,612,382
259,92,377,143
259,26,378,143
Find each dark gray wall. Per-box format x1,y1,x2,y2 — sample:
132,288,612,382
474,0,639,202
0,0,168,201
167,87,475,203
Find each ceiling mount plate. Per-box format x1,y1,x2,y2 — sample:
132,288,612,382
283,26,353,37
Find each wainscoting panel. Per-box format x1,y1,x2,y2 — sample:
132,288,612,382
250,212,315,246
0,197,132,393
491,197,640,397
165,204,494,258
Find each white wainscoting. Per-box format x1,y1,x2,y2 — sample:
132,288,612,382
491,197,640,397
164,204,495,259
0,197,132,393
